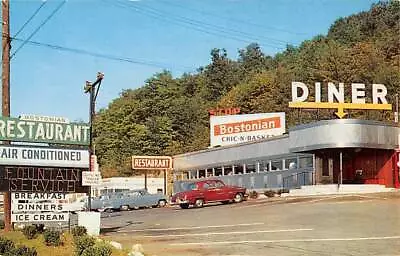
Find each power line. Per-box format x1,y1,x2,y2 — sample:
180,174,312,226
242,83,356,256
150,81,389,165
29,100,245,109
13,0,47,38
10,36,195,71
11,0,66,59
107,0,286,50
116,0,288,48
157,0,308,37
133,1,292,46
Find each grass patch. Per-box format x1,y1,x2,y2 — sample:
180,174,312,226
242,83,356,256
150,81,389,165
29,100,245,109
0,231,127,256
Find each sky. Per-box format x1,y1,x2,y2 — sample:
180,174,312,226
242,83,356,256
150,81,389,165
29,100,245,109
5,0,378,122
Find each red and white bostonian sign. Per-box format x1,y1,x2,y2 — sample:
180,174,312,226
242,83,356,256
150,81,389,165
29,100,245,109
132,156,172,170
210,112,285,147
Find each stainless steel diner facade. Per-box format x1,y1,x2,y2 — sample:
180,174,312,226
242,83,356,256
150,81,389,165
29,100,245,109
172,119,400,192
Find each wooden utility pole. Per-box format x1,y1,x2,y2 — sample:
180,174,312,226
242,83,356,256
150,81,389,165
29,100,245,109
2,0,12,232
84,72,104,211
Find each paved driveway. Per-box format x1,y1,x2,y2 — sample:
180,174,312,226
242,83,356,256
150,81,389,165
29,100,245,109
101,193,400,256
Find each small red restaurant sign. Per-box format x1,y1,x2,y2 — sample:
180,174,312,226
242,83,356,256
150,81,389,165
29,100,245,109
132,156,172,170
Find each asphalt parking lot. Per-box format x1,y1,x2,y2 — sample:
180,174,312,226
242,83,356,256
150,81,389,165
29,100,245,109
101,193,400,256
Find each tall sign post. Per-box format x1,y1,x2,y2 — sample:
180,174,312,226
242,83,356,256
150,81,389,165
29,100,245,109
2,0,11,231
84,72,104,211
132,156,173,195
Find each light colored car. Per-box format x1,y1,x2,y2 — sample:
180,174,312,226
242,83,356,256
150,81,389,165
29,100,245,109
89,189,167,212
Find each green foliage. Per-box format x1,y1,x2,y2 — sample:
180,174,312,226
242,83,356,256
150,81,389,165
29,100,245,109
249,191,259,199
0,219,4,229
81,243,112,256
4,245,37,256
0,236,14,253
264,190,276,198
43,230,61,246
93,2,400,176
22,225,38,240
71,226,87,238
74,235,96,256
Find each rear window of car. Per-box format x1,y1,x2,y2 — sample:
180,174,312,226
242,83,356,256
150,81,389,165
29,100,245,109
184,183,197,191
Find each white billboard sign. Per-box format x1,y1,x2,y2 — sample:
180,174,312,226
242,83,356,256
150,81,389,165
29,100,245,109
12,213,69,223
12,192,66,201
12,203,65,213
210,112,285,147
0,146,89,168
82,171,102,186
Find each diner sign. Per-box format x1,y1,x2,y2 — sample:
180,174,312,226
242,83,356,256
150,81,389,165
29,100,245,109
288,82,392,118
0,116,90,145
0,146,89,168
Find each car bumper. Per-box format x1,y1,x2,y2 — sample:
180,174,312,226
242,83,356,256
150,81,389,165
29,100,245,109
173,199,189,205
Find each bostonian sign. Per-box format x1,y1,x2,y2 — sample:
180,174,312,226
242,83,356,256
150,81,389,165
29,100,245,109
0,146,89,168
132,156,172,170
0,166,87,193
0,116,90,145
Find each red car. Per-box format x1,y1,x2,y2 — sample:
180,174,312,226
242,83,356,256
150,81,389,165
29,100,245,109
171,179,248,209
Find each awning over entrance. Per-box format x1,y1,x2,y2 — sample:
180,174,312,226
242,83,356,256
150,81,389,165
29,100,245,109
289,119,399,152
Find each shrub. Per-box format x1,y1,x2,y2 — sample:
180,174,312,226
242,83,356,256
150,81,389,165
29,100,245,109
4,245,37,256
249,191,258,199
71,226,87,238
0,236,14,253
74,235,96,256
22,225,38,240
277,188,289,195
43,230,61,246
34,224,45,233
0,219,5,229
264,190,276,198
81,243,112,256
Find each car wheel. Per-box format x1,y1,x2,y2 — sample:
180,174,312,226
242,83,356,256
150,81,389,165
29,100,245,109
120,205,129,211
179,203,189,209
132,206,140,210
104,208,114,213
194,199,204,208
158,200,167,207
233,193,243,203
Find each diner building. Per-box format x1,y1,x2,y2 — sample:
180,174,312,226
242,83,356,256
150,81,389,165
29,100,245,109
172,119,400,192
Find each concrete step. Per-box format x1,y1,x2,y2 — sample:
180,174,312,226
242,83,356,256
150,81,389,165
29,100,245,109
286,184,394,196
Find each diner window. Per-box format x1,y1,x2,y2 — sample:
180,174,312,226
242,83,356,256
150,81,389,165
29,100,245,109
260,161,270,172
299,156,313,168
285,158,298,170
198,169,206,178
234,165,244,175
271,159,283,171
215,167,223,176
246,163,256,173
224,166,232,175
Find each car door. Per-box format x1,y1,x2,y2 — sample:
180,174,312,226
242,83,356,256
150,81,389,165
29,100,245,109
204,181,220,202
127,191,141,208
215,180,231,201
141,191,156,207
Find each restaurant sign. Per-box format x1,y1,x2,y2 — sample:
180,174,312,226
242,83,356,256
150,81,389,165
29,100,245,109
0,146,89,168
0,116,90,145
0,166,87,193
132,156,172,170
288,82,392,118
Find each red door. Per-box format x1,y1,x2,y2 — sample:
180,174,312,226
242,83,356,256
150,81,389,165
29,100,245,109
394,150,400,188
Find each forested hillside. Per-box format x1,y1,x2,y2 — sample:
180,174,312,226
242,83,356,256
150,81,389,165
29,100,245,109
94,1,400,177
